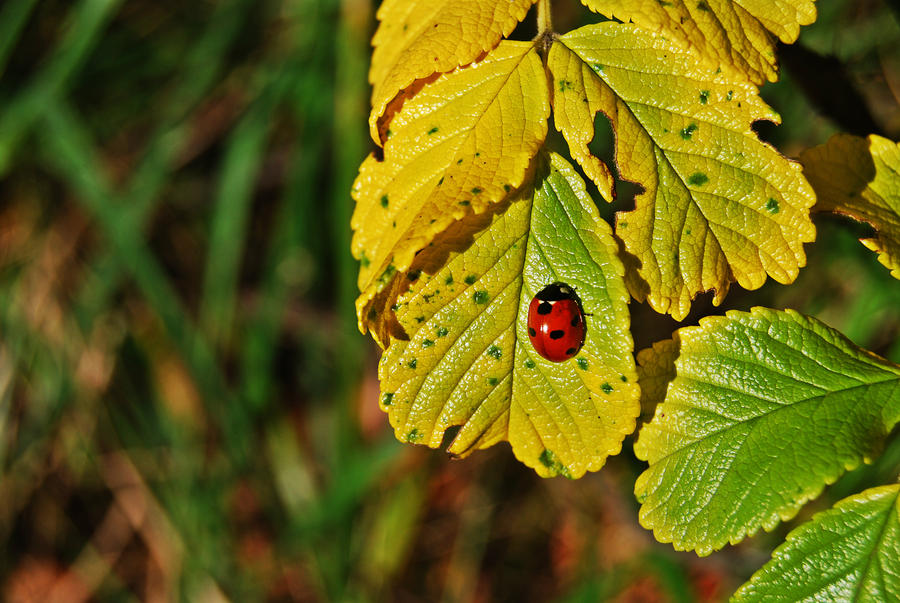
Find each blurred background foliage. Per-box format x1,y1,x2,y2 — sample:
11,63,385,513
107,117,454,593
0,0,898,601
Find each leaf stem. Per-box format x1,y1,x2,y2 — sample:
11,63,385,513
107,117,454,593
537,0,552,35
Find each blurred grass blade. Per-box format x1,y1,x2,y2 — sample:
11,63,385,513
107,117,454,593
199,69,287,348
0,0,38,77
329,0,371,462
74,0,253,329
0,0,123,174
37,100,251,466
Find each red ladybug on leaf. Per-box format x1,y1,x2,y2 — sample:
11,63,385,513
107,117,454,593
526,282,587,362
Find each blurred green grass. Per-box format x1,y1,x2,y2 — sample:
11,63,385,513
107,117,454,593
0,1,898,601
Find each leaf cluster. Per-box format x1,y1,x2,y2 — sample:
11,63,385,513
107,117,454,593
352,0,900,598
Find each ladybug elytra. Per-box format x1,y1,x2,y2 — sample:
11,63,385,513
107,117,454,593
526,282,586,362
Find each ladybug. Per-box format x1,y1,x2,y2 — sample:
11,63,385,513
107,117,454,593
526,282,587,362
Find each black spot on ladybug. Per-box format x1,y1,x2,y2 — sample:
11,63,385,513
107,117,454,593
565,348,576,356
549,330,565,340
537,302,553,315
570,316,580,327
528,327,536,337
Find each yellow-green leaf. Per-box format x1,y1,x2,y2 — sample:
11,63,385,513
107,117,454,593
548,23,815,320
734,483,900,601
368,0,535,143
352,41,550,337
636,339,677,423
801,133,900,280
581,0,817,84
378,153,639,478
634,308,900,555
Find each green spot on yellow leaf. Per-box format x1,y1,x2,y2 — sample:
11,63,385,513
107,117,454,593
487,377,498,386
687,172,708,186
436,327,448,337
524,358,536,369
487,345,502,359
473,290,489,304
577,358,588,370
407,358,417,369
766,198,780,214
407,428,423,443
427,126,439,135
464,274,477,285
382,393,394,406
539,449,573,478
601,382,613,394
680,123,698,140
699,90,710,104
422,339,434,348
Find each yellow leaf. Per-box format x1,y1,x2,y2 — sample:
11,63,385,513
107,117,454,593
352,41,550,336
548,23,815,320
369,0,536,143
378,153,639,478
801,134,900,280
581,0,816,84
636,339,677,423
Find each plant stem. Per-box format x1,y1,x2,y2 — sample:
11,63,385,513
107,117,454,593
537,0,552,35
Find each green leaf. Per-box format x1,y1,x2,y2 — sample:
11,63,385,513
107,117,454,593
379,152,639,478
352,41,550,340
634,307,900,555
801,133,900,280
581,0,817,84
734,483,900,602
548,23,815,320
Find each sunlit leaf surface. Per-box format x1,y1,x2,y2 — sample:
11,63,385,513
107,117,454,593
379,153,639,478
734,484,900,601
635,308,900,554
581,0,817,83
549,23,815,320
368,0,535,143
352,41,550,336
